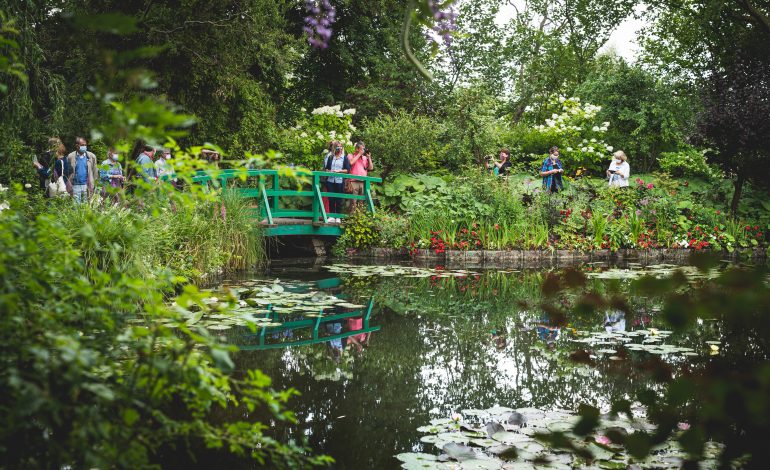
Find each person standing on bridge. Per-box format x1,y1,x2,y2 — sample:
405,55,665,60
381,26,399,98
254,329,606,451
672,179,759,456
347,142,372,209
324,143,350,223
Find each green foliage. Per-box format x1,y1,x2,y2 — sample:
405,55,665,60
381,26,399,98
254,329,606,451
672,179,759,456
0,188,327,468
380,173,447,210
509,97,615,175
577,54,694,171
440,86,501,169
361,110,442,177
335,207,379,255
279,105,357,169
658,147,719,179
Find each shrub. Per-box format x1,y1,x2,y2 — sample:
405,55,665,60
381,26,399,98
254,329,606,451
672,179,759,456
279,104,356,169
658,147,719,179
335,207,378,254
0,189,326,468
361,110,442,177
510,97,615,176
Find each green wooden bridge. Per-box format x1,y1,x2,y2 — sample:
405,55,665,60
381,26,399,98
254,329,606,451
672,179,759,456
191,169,382,237
239,298,379,351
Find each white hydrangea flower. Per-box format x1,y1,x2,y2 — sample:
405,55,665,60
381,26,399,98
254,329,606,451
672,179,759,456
592,126,600,132
581,147,587,152
566,147,573,152
590,138,597,143
343,108,356,115
606,146,614,152
300,107,307,112
0,201,9,212
300,132,308,138
602,122,610,127
329,130,337,138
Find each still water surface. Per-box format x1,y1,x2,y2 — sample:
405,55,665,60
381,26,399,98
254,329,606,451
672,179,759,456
208,259,732,468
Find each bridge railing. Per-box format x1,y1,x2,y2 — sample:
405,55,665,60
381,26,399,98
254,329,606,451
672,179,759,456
188,168,382,225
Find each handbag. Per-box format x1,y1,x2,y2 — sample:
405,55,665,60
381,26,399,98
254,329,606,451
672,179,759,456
47,175,68,197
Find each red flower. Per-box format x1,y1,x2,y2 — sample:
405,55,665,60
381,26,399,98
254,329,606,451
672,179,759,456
646,183,654,189
494,223,500,230
715,210,721,215
754,225,759,230
745,225,752,230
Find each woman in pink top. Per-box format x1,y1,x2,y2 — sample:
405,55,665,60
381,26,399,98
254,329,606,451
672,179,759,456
347,142,373,209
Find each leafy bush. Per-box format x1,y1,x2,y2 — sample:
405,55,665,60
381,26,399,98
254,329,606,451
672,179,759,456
361,110,442,177
510,97,615,176
279,104,356,169
375,211,410,249
658,148,719,179
0,189,327,468
380,173,447,210
335,207,378,254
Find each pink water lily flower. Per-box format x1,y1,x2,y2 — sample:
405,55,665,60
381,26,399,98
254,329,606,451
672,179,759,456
596,435,612,445
678,422,691,430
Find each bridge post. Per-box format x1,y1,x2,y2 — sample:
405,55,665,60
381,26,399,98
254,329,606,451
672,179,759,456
272,173,280,214
312,173,319,222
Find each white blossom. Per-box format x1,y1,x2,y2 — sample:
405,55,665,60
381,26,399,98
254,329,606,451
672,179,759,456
343,108,356,115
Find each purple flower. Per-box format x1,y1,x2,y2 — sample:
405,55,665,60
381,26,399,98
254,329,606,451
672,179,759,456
304,0,336,49
426,0,457,47
636,209,642,216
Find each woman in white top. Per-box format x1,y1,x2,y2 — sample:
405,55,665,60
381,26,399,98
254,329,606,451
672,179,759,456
607,150,630,187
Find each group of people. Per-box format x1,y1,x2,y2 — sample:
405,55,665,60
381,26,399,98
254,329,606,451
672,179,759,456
488,146,631,191
32,137,175,204
321,140,373,223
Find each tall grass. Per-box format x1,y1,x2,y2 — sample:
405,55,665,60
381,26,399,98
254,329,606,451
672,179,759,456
55,192,264,281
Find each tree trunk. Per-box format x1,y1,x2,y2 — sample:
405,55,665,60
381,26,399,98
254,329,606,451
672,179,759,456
730,169,747,217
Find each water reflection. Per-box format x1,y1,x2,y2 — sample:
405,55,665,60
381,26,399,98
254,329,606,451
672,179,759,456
221,263,729,469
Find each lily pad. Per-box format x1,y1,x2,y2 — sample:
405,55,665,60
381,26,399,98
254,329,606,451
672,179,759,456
443,442,477,461
491,431,530,445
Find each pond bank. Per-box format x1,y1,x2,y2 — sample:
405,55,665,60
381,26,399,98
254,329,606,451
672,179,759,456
349,247,767,267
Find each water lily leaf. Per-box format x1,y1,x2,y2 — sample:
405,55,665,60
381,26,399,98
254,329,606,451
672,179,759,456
486,422,505,437
396,452,438,464
470,438,499,448
460,459,502,469
443,442,477,461
206,324,232,330
492,431,530,445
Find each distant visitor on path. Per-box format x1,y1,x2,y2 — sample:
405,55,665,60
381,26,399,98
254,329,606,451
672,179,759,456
66,137,98,204
99,148,124,198
540,146,564,193
33,137,65,194
135,145,157,183
489,148,512,176
324,143,350,223
607,150,630,188
155,147,173,181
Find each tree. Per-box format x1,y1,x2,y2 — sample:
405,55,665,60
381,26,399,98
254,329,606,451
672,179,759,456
696,50,770,215
641,0,770,213
577,54,694,172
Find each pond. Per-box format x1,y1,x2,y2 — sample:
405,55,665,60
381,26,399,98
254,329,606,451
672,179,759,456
197,259,755,469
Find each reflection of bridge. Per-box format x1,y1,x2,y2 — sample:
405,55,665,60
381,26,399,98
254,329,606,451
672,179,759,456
239,299,379,351
192,169,382,237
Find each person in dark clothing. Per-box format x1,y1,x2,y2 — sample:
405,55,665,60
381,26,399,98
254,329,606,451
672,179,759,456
323,144,351,223
540,146,564,193
489,148,512,176
32,137,66,193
